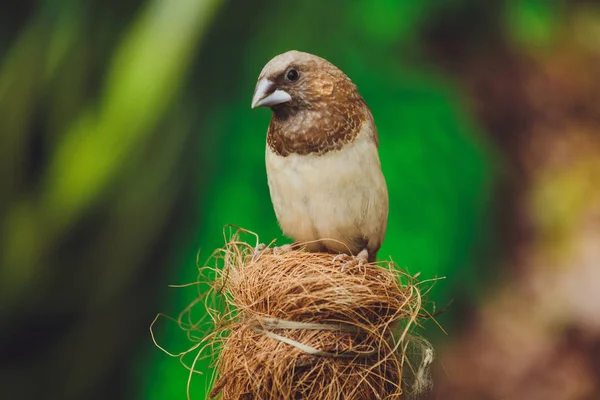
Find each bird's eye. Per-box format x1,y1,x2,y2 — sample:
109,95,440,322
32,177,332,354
286,69,299,82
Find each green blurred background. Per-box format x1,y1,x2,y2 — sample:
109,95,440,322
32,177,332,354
2,1,600,399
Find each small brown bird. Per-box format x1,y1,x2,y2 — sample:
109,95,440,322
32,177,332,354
251,50,388,262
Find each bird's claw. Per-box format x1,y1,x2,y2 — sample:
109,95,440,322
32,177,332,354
356,249,369,264
333,253,353,264
273,244,293,255
252,243,267,262
252,243,293,262
335,249,369,272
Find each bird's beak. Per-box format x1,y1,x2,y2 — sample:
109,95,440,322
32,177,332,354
251,77,292,109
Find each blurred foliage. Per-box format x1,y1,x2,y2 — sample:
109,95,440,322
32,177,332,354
0,0,222,398
0,0,588,399
505,0,562,49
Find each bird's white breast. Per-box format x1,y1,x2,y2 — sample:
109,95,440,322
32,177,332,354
265,122,388,254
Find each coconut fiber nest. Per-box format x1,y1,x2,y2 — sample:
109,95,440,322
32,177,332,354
156,229,435,399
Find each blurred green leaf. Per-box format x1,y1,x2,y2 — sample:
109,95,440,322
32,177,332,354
505,0,562,49
1,0,222,312
44,0,221,224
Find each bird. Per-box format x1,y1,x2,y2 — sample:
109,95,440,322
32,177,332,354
251,50,388,263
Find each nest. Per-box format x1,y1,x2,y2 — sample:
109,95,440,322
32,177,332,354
154,229,435,399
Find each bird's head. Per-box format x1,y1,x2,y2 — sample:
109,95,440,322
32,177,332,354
251,50,358,116
252,51,373,155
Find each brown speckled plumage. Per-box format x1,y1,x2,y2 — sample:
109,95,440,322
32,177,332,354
261,54,376,156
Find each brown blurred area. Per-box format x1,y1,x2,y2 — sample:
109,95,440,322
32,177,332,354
424,2,600,399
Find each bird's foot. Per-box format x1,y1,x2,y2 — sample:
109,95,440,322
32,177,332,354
333,253,353,264
252,243,293,262
334,249,370,272
356,249,369,264
273,243,293,255
252,243,267,262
